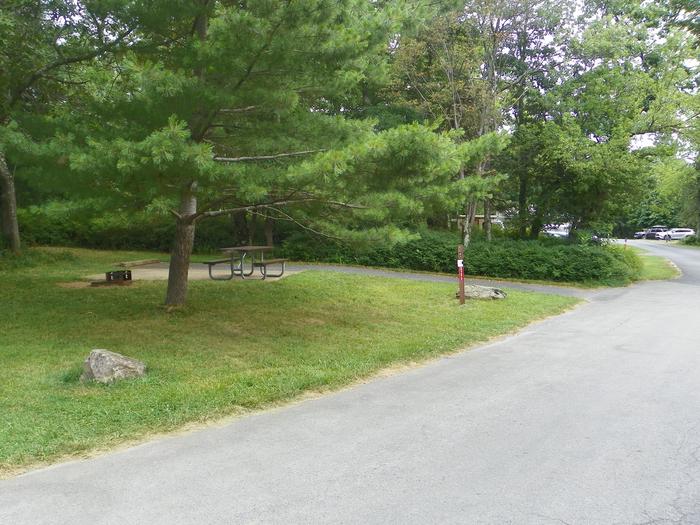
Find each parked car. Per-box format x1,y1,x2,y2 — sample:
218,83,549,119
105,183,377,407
645,225,668,239
656,228,695,240
633,230,646,239
543,224,570,238
543,228,569,238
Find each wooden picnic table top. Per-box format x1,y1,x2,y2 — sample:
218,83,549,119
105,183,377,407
221,245,274,253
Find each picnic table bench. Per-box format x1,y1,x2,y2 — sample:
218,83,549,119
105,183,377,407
203,245,287,280
252,258,288,279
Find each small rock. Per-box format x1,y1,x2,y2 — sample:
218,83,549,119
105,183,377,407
456,285,507,300
81,349,146,383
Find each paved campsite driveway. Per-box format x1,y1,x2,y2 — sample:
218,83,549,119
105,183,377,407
3,241,700,524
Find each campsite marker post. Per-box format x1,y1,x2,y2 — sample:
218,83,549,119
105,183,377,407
457,244,465,305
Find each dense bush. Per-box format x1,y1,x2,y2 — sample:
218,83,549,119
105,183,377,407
16,203,642,283
17,202,236,253
281,230,642,284
682,235,699,246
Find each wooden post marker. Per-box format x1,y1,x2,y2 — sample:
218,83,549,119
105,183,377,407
457,244,465,305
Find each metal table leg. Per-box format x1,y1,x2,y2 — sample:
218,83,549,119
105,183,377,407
236,252,254,279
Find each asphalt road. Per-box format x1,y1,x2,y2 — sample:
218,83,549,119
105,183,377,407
3,240,700,524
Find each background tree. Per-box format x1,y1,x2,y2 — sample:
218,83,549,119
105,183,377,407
387,10,493,245
500,0,698,236
0,0,139,254
68,0,466,306
387,0,572,242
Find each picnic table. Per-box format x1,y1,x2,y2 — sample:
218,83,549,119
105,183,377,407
203,245,287,281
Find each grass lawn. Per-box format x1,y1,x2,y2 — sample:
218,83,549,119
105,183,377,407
0,247,578,476
635,250,680,281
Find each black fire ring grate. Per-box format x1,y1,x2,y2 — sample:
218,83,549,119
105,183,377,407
105,270,132,282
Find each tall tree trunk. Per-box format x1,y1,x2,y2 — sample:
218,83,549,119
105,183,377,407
483,198,493,241
164,3,211,307
231,211,248,245
264,216,274,246
0,152,20,254
165,183,197,306
463,200,477,247
248,212,257,245
462,213,471,247
518,174,528,239
529,214,542,240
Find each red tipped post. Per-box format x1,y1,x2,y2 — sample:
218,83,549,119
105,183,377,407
457,244,465,305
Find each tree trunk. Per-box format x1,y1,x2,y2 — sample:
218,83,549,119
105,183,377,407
164,4,212,307
0,151,20,254
463,200,477,247
518,174,528,239
463,216,471,247
165,183,197,306
483,198,492,241
264,216,274,246
529,214,542,240
248,212,257,245
231,211,248,245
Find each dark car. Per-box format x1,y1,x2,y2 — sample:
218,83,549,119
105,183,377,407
645,225,668,239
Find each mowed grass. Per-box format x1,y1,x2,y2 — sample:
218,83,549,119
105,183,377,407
635,251,680,281
0,247,578,475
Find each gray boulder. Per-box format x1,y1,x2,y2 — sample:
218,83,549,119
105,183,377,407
456,285,507,300
81,349,146,383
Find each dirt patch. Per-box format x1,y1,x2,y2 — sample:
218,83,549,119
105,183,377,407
57,281,92,289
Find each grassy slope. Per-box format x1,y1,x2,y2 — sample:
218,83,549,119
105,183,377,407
0,248,578,475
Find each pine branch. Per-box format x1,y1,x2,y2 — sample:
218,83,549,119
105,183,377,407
266,207,341,240
231,1,292,92
196,197,366,220
10,28,134,108
219,106,258,114
213,149,325,162
196,198,319,219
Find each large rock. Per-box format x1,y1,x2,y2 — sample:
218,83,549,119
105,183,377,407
81,349,146,383
456,285,507,300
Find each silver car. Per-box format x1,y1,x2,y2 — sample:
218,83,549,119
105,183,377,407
656,228,696,240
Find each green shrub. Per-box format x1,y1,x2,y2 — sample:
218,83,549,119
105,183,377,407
281,230,642,284
15,202,642,284
682,235,699,246
17,202,237,253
